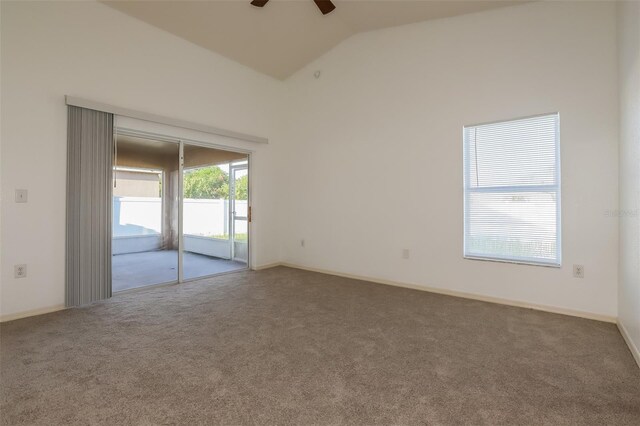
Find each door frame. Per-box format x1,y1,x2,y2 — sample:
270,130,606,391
229,162,249,262
113,126,253,287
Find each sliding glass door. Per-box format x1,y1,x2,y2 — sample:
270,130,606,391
112,132,250,291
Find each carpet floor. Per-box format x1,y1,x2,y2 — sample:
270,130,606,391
1,266,639,425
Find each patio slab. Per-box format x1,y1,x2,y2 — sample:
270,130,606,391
112,250,246,291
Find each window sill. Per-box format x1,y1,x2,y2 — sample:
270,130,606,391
464,255,561,268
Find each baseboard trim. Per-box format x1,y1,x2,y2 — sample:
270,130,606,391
2,264,277,322
252,262,284,271
0,305,67,323
279,262,617,324
1,264,618,327
618,321,640,369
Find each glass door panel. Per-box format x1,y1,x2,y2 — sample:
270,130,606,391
182,145,248,280
111,135,179,291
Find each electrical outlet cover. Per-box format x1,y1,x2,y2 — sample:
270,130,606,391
15,189,28,203
14,264,27,278
573,264,584,278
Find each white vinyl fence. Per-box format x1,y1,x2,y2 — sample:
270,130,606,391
183,199,229,237
113,197,247,261
113,197,162,237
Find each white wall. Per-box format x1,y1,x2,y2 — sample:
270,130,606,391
0,1,285,318
112,235,162,256
281,1,619,318
618,1,640,364
0,1,625,323
183,236,231,260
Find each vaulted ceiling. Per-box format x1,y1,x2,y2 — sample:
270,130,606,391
103,0,524,80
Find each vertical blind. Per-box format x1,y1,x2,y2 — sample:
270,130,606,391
66,106,114,306
463,113,561,266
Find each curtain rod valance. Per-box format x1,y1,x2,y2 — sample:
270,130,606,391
65,96,268,144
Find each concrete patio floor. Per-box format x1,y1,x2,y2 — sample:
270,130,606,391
112,250,246,292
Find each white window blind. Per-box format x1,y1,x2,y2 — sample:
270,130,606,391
463,113,561,266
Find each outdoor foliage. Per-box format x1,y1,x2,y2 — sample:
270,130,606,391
184,166,229,199
235,175,248,200
183,166,248,200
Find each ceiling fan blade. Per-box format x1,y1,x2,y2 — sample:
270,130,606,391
313,0,336,15
250,0,269,7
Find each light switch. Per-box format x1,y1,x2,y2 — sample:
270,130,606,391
15,189,28,203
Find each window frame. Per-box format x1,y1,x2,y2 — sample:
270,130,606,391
463,112,562,267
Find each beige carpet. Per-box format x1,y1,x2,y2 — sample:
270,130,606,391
1,266,639,425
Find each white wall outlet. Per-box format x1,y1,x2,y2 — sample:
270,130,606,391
300,239,305,248
573,264,585,278
14,264,27,278
402,249,410,259
15,189,28,203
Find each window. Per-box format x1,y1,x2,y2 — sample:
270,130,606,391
463,113,561,266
